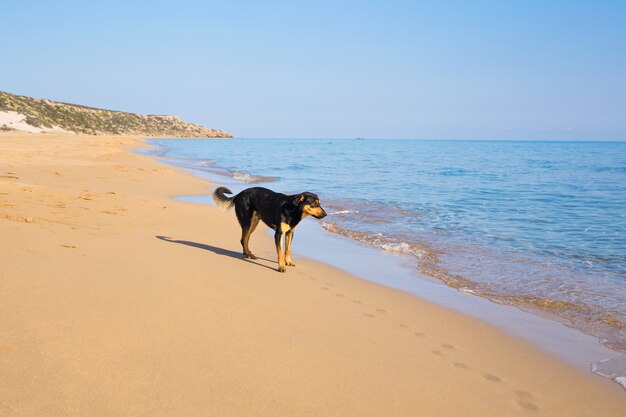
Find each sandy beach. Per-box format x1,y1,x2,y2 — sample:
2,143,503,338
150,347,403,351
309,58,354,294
1,132,624,416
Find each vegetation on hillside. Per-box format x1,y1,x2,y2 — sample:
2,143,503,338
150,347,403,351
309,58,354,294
0,91,232,138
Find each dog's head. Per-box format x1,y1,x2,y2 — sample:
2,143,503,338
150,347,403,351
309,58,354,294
293,192,327,219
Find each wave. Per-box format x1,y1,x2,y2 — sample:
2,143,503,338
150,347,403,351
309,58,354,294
591,358,626,391
319,217,626,357
593,166,626,173
329,209,359,215
231,171,278,184
168,156,278,184
320,221,436,266
193,160,216,167
188,159,279,184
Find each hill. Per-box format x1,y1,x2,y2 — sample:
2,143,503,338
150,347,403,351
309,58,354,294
0,91,232,138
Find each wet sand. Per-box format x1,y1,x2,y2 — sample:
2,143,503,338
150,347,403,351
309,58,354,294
0,131,624,416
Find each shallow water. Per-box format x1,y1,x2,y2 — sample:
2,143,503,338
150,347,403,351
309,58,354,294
150,138,626,354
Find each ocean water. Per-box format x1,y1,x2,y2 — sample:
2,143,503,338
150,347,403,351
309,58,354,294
150,138,626,353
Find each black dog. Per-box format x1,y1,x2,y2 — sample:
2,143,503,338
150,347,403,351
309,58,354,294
213,186,327,272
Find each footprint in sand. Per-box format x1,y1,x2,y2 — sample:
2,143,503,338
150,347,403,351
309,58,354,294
363,313,376,318
453,362,468,369
61,244,77,249
352,300,362,304
513,390,533,399
376,308,387,314
320,286,329,291
413,332,425,337
441,344,454,350
515,398,539,411
400,323,409,328
432,350,442,356
335,293,345,297
483,373,502,383
513,390,539,411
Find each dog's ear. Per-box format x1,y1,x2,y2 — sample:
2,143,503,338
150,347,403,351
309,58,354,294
292,193,305,206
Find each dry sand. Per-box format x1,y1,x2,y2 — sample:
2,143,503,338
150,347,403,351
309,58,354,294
0,131,624,416
0,111,71,134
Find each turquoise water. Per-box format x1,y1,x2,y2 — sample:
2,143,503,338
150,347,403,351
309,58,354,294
151,138,626,351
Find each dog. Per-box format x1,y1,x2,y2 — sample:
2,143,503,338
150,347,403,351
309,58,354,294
213,186,327,272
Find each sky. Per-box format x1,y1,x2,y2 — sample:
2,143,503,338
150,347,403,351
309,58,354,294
2,1,625,140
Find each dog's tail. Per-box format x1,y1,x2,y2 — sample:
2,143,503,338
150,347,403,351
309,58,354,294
213,186,235,209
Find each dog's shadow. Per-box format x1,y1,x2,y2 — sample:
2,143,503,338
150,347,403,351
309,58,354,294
155,236,277,271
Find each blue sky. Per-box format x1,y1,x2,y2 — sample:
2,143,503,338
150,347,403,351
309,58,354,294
2,1,625,139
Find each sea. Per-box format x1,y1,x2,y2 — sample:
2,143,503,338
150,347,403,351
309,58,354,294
146,138,626,382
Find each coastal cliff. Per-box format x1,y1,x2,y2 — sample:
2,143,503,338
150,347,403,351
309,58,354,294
0,91,232,138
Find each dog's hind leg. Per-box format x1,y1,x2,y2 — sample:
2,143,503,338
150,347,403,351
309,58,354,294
285,229,296,267
240,212,260,259
274,230,286,272
236,204,259,259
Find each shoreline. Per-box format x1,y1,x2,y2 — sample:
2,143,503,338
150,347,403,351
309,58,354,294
1,131,624,415
146,137,626,359
147,139,626,380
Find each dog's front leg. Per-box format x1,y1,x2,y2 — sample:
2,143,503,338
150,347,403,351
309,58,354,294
274,230,286,272
285,230,295,267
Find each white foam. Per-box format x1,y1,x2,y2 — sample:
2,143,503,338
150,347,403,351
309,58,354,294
380,242,414,254
614,377,626,390
320,221,426,260
194,160,215,167
331,210,359,215
591,357,626,391
231,171,277,183
232,172,259,183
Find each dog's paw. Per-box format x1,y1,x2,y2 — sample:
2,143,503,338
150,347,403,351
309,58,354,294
286,261,296,267
278,266,286,273
244,253,257,260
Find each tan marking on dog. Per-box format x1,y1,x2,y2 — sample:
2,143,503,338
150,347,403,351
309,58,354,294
280,222,291,233
303,205,324,217
276,233,286,272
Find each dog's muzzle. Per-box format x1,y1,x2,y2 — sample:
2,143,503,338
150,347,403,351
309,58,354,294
315,209,327,219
